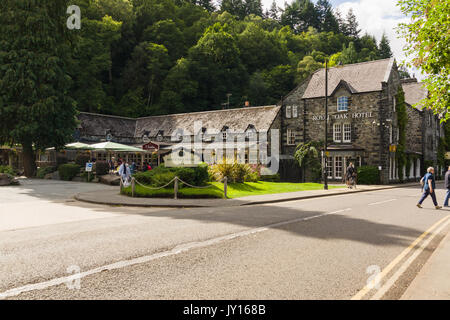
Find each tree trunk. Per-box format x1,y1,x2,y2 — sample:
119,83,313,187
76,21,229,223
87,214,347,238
22,142,36,177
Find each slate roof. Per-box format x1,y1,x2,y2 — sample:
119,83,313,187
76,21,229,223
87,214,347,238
78,105,281,140
402,81,428,110
77,112,136,138
134,105,280,137
302,58,395,99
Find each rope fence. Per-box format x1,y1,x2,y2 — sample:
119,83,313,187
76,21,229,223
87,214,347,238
120,176,228,199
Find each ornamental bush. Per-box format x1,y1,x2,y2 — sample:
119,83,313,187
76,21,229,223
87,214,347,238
58,164,80,181
209,161,260,183
357,166,380,185
36,166,56,179
133,164,209,187
0,165,16,176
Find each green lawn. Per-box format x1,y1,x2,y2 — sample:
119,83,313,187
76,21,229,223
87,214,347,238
122,181,344,199
212,181,343,198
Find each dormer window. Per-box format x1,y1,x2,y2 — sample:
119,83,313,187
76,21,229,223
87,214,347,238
337,96,349,112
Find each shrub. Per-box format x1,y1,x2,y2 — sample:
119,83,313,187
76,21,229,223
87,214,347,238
209,161,260,183
95,161,109,176
134,164,209,187
357,166,380,185
75,154,91,166
58,164,80,181
0,165,16,176
36,166,56,179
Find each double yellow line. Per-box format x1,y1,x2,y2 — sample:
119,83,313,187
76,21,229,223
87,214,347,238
351,214,450,300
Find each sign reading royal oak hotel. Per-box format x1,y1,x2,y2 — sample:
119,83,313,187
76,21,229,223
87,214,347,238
311,111,374,121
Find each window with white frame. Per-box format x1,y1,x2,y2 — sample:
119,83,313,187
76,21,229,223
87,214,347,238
337,96,349,112
343,123,351,142
287,129,295,145
335,156,343,179
333,123,342,142
292,105,298,118
326,157,333,179
222,131,227,141
286,105,292,118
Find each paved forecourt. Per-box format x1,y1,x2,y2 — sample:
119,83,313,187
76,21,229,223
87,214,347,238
1,181,448,299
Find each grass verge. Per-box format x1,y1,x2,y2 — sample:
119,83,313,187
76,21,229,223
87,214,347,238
122,181,344,199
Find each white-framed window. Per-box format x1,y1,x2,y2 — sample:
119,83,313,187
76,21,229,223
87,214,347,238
337,96,349,112
326,157,333,179
343,123,351,142
286,105,292,118
335,156,343,179
333,123,342,142
292,105,298,118
287,129,295,145
222,131,227,141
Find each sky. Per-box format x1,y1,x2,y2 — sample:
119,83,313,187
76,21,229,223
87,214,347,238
260,0,422,79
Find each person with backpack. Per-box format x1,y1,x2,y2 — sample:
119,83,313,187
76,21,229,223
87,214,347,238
417,167,441,209
443,166,450,207
346,162,356,189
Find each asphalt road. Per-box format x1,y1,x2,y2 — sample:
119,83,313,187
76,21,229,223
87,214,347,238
1,180,449,299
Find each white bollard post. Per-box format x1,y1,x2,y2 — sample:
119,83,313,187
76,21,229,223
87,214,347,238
174,177,178,200
224,176,228,199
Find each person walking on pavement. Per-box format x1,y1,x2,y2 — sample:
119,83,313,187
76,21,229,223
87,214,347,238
443,166,450,207
346,162,356,189
417,167,441,209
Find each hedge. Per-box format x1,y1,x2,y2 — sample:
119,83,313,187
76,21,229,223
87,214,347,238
133,164,209,187
58,164,80,181
357,166,380,185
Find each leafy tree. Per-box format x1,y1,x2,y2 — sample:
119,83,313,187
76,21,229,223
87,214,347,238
268,0,280,20
237,23,288,74
339,42,359,64
378,32,393,59
297,56,322,82
315,0,339,33
281,0,320,34
262,65,296,104
142,19,185,61
398,0,449,118
0,0,78,176
344,8,360,39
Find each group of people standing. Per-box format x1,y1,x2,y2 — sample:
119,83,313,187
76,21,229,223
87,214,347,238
416,166,450,209
108,157,153,183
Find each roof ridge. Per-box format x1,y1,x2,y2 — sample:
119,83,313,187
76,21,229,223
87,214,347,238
136,105,279,120
79,112,136,120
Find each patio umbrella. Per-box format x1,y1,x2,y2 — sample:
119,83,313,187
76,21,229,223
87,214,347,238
65,142,93,150
89,141,143,152
46,142,93,151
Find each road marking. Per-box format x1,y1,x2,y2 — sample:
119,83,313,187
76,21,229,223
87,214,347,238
351,215,450,300
0,208,351,299
370,216,450,300
368,199,397,206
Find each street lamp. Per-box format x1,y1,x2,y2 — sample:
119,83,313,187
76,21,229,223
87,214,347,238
324,58,329,190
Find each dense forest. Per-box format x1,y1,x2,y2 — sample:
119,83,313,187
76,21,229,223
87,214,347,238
69,0,396,117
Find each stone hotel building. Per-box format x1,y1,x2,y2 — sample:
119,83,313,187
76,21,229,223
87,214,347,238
11,58,439,184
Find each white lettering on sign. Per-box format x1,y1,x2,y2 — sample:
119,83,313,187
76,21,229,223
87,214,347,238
311,112,373,121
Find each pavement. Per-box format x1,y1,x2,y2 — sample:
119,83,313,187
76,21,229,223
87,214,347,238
401,230,450,300
74,182,420,208
1,179,449,300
